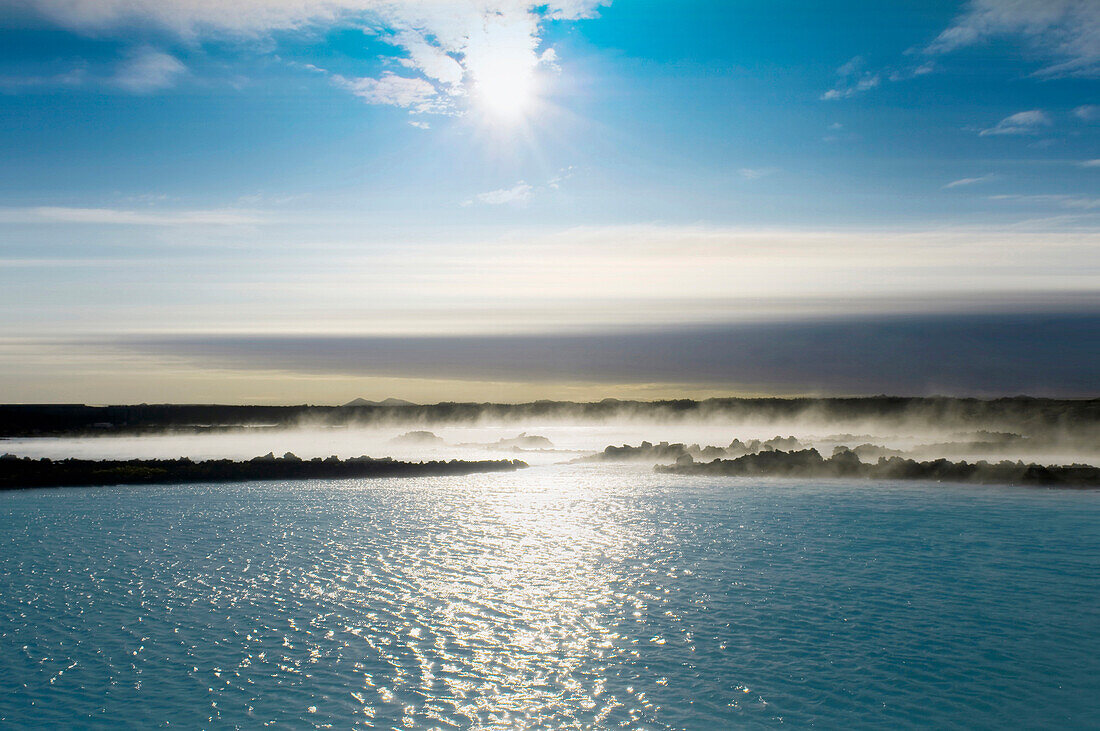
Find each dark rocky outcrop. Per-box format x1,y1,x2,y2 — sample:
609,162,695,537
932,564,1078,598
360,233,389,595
846,443,906,460
655,448,1100,488
388,431,445,446
0,453,526,490
491,432,554,449
578,436,806,463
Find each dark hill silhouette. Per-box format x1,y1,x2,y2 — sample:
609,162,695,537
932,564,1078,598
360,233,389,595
343,397,416,407
1,397,1097,448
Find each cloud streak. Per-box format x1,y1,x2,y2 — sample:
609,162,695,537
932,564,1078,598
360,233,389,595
118,312,1100,397
1076,105,1100,121
738,167,779,181
465,169,573,206
988,194,1100,210
0,206,262,225
472,182,534,206
111,47,186,92
927,0,1100,77
821,56,880,100
0,48,184,93
944,174,996,188
979,110,1052,136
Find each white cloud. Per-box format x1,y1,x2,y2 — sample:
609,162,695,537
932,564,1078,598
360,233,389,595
538,47,561,72
821,56,880,100
1075,104,1100,120
927,0,1100,77
466,168,574,205
546,166,574,189
12,0,610,34
392,29,464,88
11,0,610,112
0,206,262,225
408,120,430,129
112,47,186,92
1080,159,1100,167
472,182,534,206
943,174,996,188
979,110,1052,136
332,71,439,110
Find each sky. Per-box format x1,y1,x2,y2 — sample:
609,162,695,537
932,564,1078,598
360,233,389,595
0,0,1097,403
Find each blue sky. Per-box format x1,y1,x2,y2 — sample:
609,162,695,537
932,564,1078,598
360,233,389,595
0,0,1097,402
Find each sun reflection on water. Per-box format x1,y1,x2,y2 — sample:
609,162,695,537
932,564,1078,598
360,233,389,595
324,467,653,726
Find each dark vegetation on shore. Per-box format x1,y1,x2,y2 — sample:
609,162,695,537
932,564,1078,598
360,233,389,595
577,436,806,463
0,453,526,490
2,397,1098,439
656,448,1100,488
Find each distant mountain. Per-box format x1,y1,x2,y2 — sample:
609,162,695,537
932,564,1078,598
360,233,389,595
342,397,416,407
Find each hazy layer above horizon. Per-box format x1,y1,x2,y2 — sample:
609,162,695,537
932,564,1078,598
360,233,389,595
0,1,1097,403
1,311,1097,403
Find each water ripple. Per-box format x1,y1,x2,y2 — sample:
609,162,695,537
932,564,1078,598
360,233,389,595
2,466,1100,728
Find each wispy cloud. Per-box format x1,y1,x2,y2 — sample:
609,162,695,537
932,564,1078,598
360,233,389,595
112,47,186,93
0,47,184,93
989,194,1100,210
546,167,575,189
822,122,858,143
0,67,87,90
465,168,574,206
15,0,609,113
943,174,996,189
3,223,1096,353
470,182,534,207
738,167,780,181
1076,105,1100,121
979,110,1052,136
0,206,262,225
821,56,880,100
1079,159,1100,167
926,0,1100,77
887,62,935,82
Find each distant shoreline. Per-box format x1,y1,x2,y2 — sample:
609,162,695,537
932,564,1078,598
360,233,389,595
2,396,1098,438
0,454,527,491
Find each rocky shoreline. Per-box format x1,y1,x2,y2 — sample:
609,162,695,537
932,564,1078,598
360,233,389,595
655,448,1100,488
0,453,527,490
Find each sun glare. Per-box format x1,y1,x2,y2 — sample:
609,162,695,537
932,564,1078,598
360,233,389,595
474,65,536,121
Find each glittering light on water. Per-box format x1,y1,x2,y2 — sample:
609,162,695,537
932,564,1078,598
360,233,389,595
2,466,1100,727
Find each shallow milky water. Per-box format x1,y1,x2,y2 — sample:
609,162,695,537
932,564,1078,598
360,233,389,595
2,464,1100,728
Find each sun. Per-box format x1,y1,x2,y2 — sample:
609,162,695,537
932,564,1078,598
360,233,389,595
473,65,536,121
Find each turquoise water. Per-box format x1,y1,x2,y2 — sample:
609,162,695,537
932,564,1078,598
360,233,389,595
2,464,1099,729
